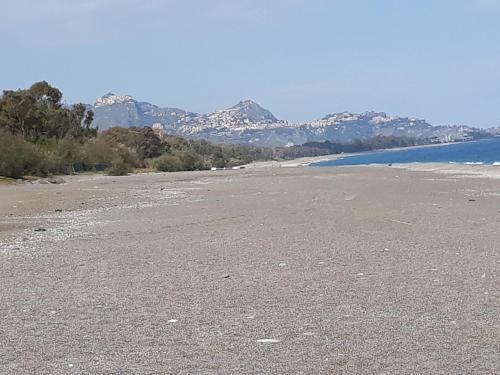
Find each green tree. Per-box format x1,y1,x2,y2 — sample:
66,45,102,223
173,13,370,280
101,126,166,160
0,81,96,141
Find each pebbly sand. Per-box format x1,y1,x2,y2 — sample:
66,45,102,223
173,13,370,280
0,164,499,374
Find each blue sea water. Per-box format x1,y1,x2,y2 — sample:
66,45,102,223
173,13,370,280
313,138,500,167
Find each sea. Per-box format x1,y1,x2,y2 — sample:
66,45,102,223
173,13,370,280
313,138,500,167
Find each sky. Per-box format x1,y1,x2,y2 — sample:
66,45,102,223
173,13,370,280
1,0,500,127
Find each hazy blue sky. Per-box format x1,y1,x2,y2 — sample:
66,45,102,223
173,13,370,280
1,0,500,126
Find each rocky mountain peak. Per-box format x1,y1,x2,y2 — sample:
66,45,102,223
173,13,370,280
95,93,135,107
227,99,278,123
233,99,260,108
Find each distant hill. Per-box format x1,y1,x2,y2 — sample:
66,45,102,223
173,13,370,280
91,93,198,131
89,93,489,147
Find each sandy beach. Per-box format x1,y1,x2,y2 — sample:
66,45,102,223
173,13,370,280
1,164,499,374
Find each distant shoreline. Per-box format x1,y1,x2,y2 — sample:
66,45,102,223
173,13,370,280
245,139,486,169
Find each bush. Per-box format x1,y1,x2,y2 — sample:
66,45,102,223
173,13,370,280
153,153,184,172
35,153,71,176
0,130,144,178
176,150,204,171
0,131,44,178
80,139,117,165
101,127,166,159
107,160,132,176
213,158,226,169
115,146,141,169
81,138,140,173
54,138,86,164
152,150,205,172
0,133,78,178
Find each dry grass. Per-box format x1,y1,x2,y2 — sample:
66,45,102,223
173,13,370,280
0,176,17,185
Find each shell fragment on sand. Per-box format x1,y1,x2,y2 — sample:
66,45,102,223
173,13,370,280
257,339,280,343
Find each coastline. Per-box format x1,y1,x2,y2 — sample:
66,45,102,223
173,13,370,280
246,141,466,169
245,138,500,171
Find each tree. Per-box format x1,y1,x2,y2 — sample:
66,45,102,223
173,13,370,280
101,126,166,160
0,81,96,141
29,81,63,109
0,89,38,138
84,110,94,130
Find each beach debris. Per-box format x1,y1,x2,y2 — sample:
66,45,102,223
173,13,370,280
356,273,365,276
468,199,476,202
35,228,47,232
257,339,280,344
389,219,412,226
245,316,255,320
47,176,66,184
303,332,315,336
388,163,393,167
55,209,63,212
221,273,232,279
279,263,287,267
38,179,49,184
168,319,178,323
343,194,357,201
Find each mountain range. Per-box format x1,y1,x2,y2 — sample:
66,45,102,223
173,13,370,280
90,93,488,147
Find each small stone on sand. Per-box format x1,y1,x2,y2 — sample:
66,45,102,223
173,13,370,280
257,339,280,343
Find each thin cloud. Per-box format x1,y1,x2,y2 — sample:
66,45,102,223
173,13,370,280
458,0,500,11
1,0,319,47
1,0,313,27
